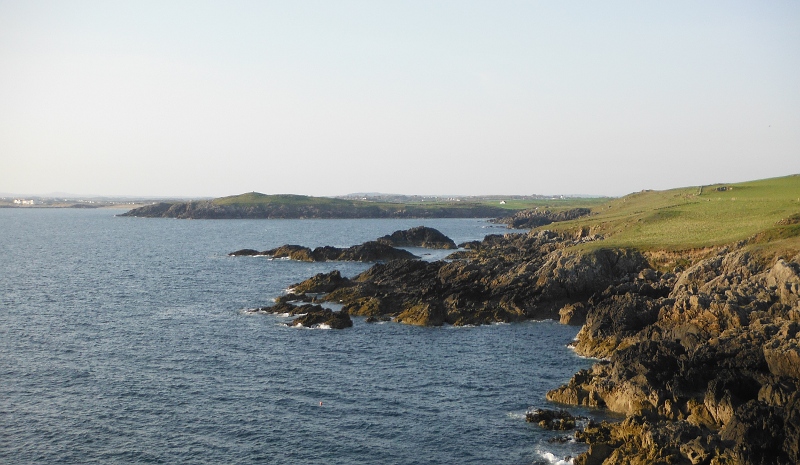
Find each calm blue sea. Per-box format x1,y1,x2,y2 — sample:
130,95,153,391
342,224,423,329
0,208,595,464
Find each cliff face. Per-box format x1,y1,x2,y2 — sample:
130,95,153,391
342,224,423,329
547,249,800,465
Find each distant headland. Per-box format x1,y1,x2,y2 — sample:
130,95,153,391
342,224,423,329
118,192,605,219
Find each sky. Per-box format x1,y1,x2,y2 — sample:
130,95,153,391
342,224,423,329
1,1,799,198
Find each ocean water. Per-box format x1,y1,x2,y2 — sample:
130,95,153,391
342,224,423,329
0,209,595,464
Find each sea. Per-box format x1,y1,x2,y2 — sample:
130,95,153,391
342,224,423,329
0,208,598,464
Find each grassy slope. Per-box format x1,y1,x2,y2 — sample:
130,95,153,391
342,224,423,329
543,175,800,252
212,192,356,207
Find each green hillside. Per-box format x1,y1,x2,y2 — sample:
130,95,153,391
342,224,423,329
212,192,356,207
544,175,800,251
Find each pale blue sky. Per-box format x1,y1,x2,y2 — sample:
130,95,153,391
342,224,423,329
1,1,798,197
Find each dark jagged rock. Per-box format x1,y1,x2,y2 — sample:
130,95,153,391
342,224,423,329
290,270,350,294
254,302,352,329
493,207,592,229
274,292,314,304
280,229,649,327
290,306,353,329
333,241,418,261
525,408,580,430
376,226,457,249
231,242,417,263
547,250,800,465
263,244,316,261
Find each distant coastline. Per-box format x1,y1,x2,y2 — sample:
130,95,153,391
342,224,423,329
117,192,603,220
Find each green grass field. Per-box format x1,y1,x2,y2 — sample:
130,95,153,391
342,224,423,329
542,175,800,252
212,192,355,207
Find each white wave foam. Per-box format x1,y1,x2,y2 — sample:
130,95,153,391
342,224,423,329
506,411,526,420
535,449,574,465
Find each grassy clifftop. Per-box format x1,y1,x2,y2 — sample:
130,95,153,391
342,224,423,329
544,174,800,252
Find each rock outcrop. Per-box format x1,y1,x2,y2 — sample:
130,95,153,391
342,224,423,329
281,230,649,326
252,302,353,329
545,249,800,465
492,207,592,229
229,226,460,262
229,241,417,262
375,226,457,249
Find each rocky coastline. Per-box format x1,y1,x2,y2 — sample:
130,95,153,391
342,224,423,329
252,220,800,464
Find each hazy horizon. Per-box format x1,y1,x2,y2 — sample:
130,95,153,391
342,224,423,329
2,1,799,198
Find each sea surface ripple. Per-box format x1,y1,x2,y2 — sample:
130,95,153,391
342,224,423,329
0,209,594,464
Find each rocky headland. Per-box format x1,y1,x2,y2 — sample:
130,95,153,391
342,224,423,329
120,193,513,219
265,226,800,464
240,176,800,464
